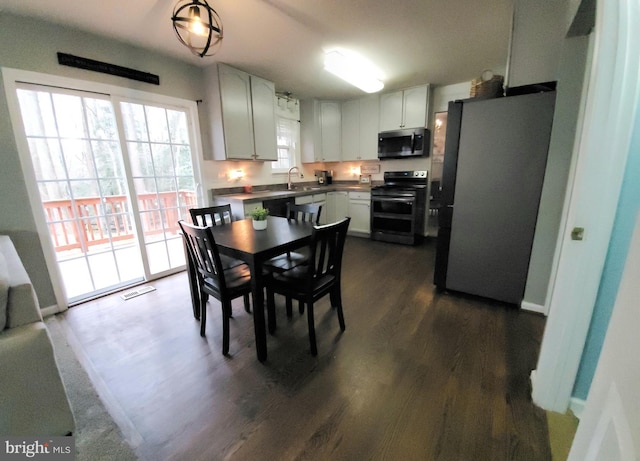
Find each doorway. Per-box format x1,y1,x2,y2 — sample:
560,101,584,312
13,83,199,304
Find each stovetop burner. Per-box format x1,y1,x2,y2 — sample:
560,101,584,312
372,170,428,194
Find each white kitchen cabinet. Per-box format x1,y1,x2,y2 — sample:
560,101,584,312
379,85,429,131
301,99,341,162
313,193,327,224
295,195,313,205
326,191,349,223
250,75,278,160
206,63,277,161
348,191,371,235
341,95,379,161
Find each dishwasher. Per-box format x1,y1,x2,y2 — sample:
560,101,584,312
262,197,293,217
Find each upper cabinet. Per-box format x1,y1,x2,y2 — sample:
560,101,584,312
341,94,379,161
379,84,430,131
301,100,341,163
205,64,277,161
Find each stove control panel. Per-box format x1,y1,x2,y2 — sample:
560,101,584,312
413,171,427,178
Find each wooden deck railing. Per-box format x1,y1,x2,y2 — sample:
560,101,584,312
43,191,196,252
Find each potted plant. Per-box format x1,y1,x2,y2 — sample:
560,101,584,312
249,207,269,230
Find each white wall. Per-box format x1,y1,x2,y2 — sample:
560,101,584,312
507,0,568,88
523,35,590,312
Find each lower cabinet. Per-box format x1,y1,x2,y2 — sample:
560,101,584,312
326,191,349,224
348,191,371,235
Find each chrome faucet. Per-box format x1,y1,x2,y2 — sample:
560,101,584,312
287,166,300,190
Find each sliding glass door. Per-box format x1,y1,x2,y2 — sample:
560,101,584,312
14,84,199,304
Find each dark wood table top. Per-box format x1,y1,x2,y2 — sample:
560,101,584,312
209,216,314,260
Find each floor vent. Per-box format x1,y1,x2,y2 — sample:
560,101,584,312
121,286,156,300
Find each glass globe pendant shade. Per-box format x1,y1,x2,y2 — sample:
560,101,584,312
172,0,223,57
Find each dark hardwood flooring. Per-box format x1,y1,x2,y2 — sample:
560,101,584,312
56,236,550,461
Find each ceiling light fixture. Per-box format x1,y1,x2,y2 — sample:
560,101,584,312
323,49,384,93
172,0,223,58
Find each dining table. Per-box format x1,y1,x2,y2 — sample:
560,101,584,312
207,216,315,362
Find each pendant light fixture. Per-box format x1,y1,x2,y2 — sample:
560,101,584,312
172,0,223,57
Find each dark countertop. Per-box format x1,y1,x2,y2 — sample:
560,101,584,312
211,183,373,204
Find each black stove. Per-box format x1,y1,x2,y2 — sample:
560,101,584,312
370,171,428,245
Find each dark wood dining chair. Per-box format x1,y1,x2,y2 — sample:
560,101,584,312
265,217,350,356
189,204,233,227
189,204,245,272
263,202,322,272
179,220,253,355
263,202,322,316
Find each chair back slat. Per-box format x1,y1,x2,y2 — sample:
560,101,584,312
308,217,350,283
179,220,228,292
286,202,322,225
190,205,233,227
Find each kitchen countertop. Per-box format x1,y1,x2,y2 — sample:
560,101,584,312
211,183,373,203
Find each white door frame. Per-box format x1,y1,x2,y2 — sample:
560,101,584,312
2,67,206,312
532,0,640,412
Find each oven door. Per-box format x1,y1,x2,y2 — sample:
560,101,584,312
371,194,415,215
371,193,416,235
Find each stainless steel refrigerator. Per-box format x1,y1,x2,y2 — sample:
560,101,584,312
433,91,556,305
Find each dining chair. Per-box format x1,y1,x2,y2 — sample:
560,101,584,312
178,220,253,355
189,204,245,272
189,204,233,227
265,217,350,356
263,202,322,316
263,202,322,272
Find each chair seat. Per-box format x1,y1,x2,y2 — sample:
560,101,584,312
220,254,245,270
202,263,251,296
270,268,335,298
263,251,308,272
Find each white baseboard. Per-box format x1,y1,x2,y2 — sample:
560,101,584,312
570,397,586,419
41,304,64,318
521,300,547,315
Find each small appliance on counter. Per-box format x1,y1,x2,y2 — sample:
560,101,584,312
315,170,333,185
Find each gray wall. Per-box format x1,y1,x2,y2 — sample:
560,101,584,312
0,13,205,309
523,35,590,309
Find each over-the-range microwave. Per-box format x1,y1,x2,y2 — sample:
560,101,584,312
377,127,429,159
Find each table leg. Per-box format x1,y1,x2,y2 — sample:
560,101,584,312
248,259,267,362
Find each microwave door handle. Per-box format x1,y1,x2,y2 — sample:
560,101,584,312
411,133,416,153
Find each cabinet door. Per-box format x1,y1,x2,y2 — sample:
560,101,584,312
349,192,371,235
349,200,371,235
341,99,360,161
379,90,404,131
320,102,341,161
326,192,349,223
402,85,428,129
359,95,380,159
219,65,255,159
313,193,327,224
250,76,278,161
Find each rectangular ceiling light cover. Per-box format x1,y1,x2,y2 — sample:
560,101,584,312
324,50,384,93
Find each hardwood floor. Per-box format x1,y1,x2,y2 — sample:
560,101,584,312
56,236,550,460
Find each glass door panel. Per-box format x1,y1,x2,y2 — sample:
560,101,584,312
120,102,195,275
16,87,144,303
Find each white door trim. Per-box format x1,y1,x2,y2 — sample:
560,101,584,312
531,0,640,412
